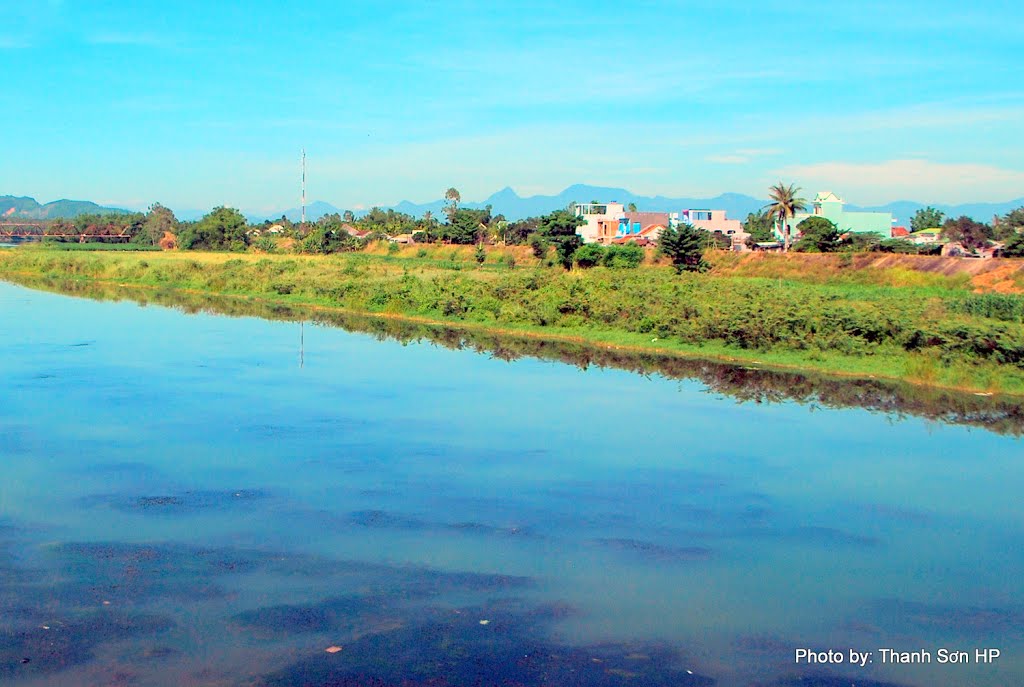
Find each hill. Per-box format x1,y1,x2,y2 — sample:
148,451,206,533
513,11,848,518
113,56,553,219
0,195,130,220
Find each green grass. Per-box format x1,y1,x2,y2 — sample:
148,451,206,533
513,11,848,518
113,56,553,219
3,248,1024,395
24,242,162,252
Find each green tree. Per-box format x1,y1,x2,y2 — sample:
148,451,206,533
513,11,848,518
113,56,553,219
793,216,840,252
994,207,1024,240
445,207,490,244
1002,231,1024,257
627,202,638,212
444,187,461,222
538,209,585,269
764,182,807,252
842,232,885,252
658,223,710,273
942,216,993,251
138,203,178,246
911,206,945,233
505,217,540,244
743,210,775,243
179,207,249,251
528,233,548,259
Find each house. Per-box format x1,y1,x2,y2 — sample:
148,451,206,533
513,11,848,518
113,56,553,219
782,191,894,239
907,227,943,245
681,208,748,251
340,223,371,239
388,233,415,244
614,212,675,243
891,226,909,238
573,202,625,243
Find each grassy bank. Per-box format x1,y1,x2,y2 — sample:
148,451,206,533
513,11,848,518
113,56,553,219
3,247,1024,395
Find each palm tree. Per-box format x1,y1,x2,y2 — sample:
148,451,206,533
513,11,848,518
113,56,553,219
764,182,807,252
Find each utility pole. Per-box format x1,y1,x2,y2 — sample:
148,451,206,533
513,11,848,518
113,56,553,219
301,148,306,229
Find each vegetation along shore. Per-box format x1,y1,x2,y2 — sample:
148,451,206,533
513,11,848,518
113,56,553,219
3,241,1024,396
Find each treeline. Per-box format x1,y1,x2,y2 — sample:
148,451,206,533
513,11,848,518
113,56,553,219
741,206,1024,257
36,193,1024,263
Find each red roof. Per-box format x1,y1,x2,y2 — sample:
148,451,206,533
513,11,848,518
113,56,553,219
891,227,909,237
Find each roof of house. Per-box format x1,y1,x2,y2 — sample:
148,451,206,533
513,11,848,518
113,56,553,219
814,191,844,203
623,212,670,225
910,227,943,236
891,227,909,237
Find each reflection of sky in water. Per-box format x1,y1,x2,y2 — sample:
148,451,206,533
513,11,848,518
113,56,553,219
1,281,1023,687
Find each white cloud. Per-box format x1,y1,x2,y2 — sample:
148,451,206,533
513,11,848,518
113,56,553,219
774,159,1024,204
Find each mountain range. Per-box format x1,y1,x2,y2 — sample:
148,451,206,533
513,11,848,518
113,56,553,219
0,195,130,220
5,186,1023,226
264,184,1024,225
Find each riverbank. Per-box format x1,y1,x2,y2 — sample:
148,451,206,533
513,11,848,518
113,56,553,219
2,247,1023,395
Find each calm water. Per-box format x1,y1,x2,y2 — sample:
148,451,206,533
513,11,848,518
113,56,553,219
1,280,1022,687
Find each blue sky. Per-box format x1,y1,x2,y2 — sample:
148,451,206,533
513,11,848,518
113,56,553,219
2,0,1022,213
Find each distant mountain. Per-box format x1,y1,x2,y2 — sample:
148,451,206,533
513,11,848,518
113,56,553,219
385,185,769,222
0,195,130,220
272,200,345,223
9,188,1023,226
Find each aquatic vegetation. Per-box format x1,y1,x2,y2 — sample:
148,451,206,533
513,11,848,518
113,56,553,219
592,538,713,562
0,612,174,680
80,489,272,515
253,601,715,687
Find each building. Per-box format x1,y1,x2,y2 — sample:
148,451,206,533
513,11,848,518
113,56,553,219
907,227,943,245
784,191,894,238
614,212,675,243
574,202,625,243
681,209,747,250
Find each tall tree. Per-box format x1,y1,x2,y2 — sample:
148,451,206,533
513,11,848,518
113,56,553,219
763,182,807,252
995,206,1024,240
742,210,775,243
444,187,461,222
538,209,585,269
178,207,249,251
139,203,178,246
793,217,840,253
910,206,945,233
942,216,993,251
658,223,710,273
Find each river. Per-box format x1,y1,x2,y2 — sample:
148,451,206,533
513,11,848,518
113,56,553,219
1,279,1022,686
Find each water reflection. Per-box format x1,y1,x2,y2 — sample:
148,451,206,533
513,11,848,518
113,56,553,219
6,274,1023,436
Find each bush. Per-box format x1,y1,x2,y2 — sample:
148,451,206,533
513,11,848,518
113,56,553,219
252,236,278,253
528,234,548,259
573,243,605,268
602,244,644,268
475,244,486,265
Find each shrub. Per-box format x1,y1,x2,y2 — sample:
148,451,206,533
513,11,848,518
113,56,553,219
528,234,548,259
573,243,606,268
252,236,278,253
603,243,644,268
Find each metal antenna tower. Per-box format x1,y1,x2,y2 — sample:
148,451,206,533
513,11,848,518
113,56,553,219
301,148,306,227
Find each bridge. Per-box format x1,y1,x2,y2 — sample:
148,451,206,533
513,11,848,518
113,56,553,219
0,221,132,243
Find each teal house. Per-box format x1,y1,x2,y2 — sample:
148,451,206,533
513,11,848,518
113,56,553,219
787,191,894,237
